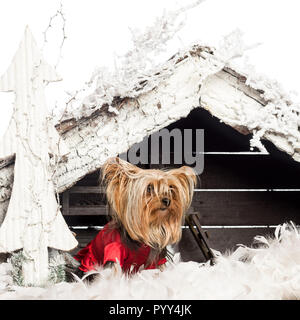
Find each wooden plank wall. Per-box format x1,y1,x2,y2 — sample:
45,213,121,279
62,108,300,263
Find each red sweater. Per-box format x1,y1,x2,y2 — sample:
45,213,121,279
74,223,167,273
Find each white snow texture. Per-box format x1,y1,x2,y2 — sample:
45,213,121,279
0,222,299,300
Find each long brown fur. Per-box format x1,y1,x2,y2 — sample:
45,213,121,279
101,157,197,266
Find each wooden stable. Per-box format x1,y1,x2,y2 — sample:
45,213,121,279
61,108,300,262
1,42,299,265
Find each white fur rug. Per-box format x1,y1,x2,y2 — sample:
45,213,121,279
0,222,299,300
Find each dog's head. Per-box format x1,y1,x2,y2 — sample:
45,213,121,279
102,157,196,250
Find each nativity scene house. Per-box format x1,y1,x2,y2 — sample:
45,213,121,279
1,41,300,263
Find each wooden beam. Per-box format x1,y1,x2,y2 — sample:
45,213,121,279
67,205,108,216
192,191,300,226
68,186,105,193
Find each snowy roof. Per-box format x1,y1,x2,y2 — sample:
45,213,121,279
0,40,300,221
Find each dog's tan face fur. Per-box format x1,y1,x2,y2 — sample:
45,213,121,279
102,157,196,250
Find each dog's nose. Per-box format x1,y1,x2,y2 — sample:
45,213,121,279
162,198,170,207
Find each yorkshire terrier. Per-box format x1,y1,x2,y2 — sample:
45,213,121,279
74,157,196,277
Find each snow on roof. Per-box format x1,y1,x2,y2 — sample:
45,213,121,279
229,61,300,160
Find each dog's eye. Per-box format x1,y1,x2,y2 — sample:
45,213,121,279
147,184,154,193
169,185,176,196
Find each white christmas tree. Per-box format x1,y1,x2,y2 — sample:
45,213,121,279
0,26,77,286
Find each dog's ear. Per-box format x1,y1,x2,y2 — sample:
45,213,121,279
101,157,141,216
169,166,197,188
101,157,121,185
168,166,197,208
101,157,140,186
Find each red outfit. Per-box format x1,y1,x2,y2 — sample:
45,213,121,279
74,223,166,273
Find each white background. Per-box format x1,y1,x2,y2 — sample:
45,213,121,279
0,0,299,137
